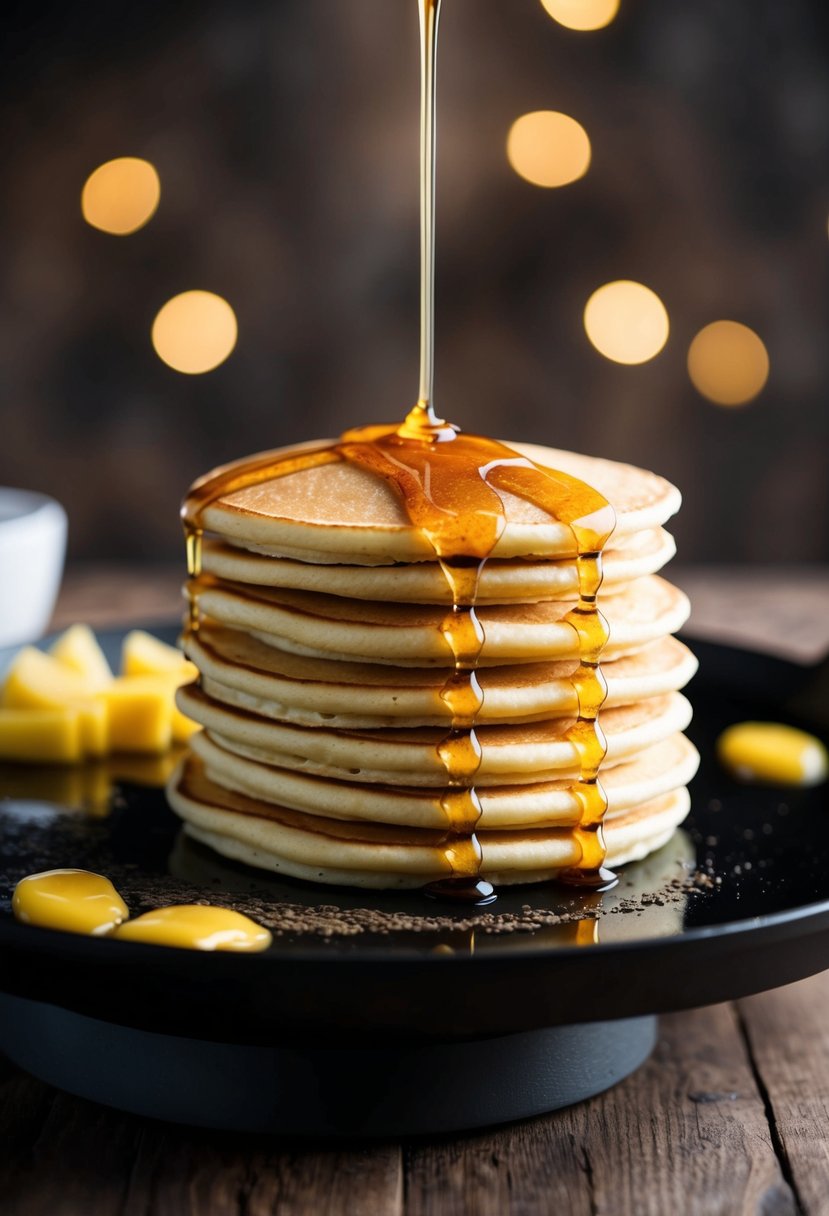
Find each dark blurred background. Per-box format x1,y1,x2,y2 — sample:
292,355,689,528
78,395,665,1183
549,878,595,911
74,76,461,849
1,0,827,563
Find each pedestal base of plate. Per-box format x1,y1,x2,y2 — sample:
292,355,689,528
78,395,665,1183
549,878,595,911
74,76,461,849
0,993,656,1135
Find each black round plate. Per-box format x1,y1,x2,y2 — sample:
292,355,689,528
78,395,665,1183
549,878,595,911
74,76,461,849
1,627,828,1045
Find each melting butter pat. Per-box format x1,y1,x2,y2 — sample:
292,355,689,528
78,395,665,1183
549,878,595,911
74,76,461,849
13,869,129,936
113,905,272,952
717,722,828,787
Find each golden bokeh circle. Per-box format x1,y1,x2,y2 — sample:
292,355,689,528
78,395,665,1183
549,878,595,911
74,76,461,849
81,158,160,235
583,280,670,365
507,111,591,188
151,291,238,375
687,321,770,406
540,0,620,32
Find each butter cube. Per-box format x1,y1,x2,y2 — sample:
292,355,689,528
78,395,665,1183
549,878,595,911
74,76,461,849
122,630,196,681
104,678,173,753
0,707,83,764
2,646,91,709
79,697,109,758
50,624,113,692
1,647,109,757
122,632,198,741
120,673,198,743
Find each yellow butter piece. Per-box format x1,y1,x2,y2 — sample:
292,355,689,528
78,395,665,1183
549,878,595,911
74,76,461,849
121,632,198,742
104,677,173,753
118,673,199,743
2,646,91,709
13,869,129,936
79,697,109,758
50,624,113,692
113,904,272,952
717,721,828,787
1,647,109,758
122,630,196,681
0,707,83,764
2,630,196,765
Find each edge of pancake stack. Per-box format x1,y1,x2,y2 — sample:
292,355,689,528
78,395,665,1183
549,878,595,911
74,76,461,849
169,440,699,890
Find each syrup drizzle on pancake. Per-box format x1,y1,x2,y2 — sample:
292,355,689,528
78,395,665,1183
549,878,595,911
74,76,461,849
180,0,618,901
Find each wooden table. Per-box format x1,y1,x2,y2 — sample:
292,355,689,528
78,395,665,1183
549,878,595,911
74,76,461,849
2,566,828,1216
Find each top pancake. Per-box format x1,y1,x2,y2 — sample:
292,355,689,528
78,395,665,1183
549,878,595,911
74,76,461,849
198,440,681,563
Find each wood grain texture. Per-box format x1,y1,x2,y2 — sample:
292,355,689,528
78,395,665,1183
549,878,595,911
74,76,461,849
0,1071,404,1216
738,970,829,1216
403,1006,795,1216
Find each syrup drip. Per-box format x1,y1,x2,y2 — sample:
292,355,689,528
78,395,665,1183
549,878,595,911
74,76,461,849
178,0,618,902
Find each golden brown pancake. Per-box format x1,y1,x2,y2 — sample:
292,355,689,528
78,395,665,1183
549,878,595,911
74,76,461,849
183,625,698,727
189,728,699,829
178,683,692,785
199,527,676,603
198,441,682,563
194,574,690,666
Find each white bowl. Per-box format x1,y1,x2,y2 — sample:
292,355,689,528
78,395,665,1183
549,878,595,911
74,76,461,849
0,489,67,648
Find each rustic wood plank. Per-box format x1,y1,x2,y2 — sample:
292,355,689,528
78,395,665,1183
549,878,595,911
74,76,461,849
0,1076,141,1216
0,1065,403,1216
738,970,829,1216
120,1130,403,1216
403,1113,594,1216
242,1145,403,1216
403,1005,796,1216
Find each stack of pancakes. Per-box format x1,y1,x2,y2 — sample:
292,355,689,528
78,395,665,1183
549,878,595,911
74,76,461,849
169,441,699,889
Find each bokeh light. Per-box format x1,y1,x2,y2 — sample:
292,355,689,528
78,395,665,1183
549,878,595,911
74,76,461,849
151,291,238,375
507,111,591,188
540,0,620,31
687,321,769,406
81,158,160,235
583,281,669,365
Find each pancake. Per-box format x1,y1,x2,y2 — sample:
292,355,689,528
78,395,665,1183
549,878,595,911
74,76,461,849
195,574,690,666
197,441,682,563
189,728,699,829
183,625,698,727
199,527,676,603
168,755,691,888
177,684,693,785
